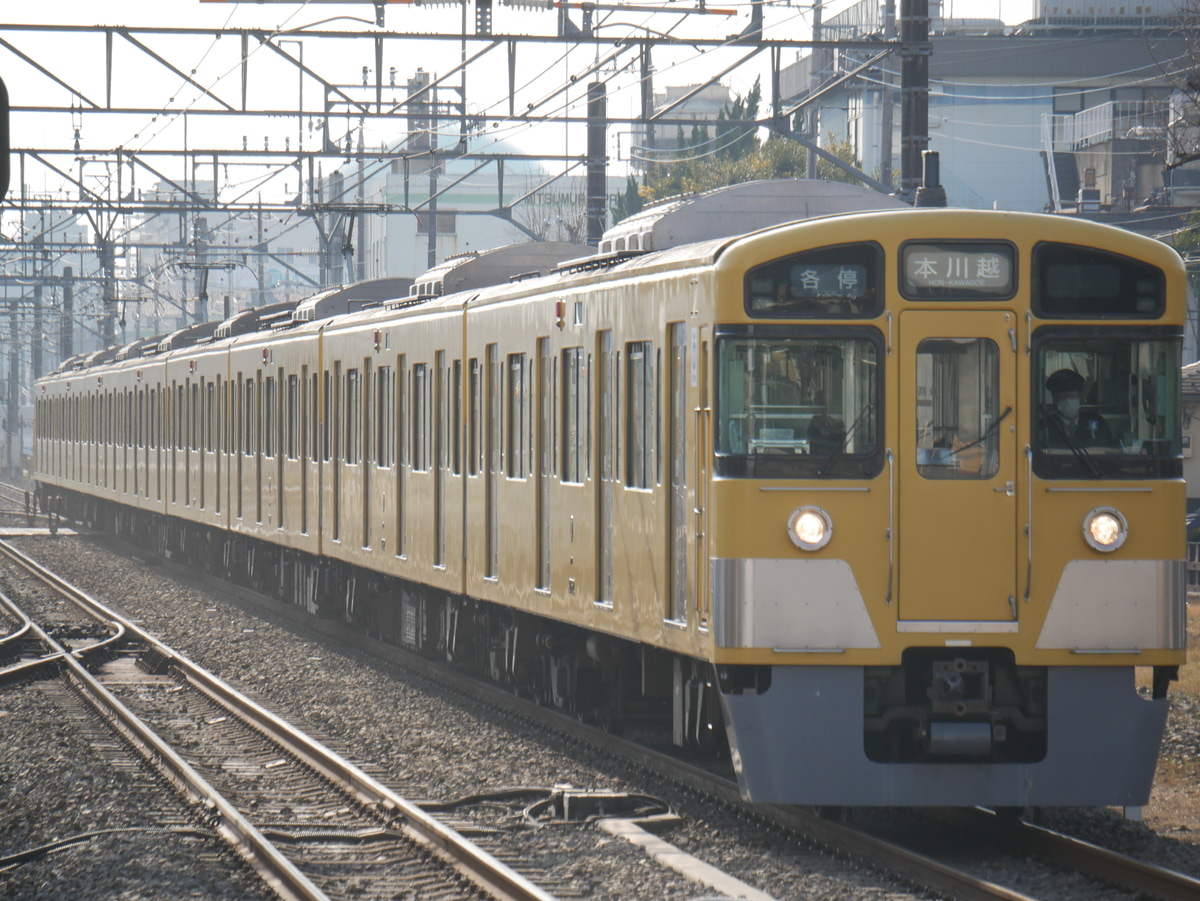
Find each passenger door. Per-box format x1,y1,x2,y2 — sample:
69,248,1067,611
897,311,1018,623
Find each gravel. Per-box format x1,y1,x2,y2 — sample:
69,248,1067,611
3,534,934,901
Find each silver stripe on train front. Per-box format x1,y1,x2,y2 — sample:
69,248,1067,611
1036,559,1185,651
711,558,880,650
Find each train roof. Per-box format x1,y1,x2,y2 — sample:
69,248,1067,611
290,277,414,324
407,242,595,299
598,179,909,254
156,320,221,354
115,334,167,361
214,301,299,339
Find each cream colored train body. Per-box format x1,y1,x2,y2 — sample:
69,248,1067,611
35,208,1187,807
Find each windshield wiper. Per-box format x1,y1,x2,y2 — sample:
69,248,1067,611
815,401,876,477
949,406,1012,458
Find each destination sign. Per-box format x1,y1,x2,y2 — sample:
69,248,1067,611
901,242,1015,300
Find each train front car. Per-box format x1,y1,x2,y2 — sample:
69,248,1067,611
708,210,1186,807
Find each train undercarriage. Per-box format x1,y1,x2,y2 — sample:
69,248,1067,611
41,487,728,758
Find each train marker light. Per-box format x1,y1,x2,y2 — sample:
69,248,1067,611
1083,507,1127,552
788,506,832,551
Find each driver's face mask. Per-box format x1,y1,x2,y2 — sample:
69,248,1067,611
1057,394,1081,420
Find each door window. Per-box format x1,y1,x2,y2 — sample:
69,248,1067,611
915,338,1003,480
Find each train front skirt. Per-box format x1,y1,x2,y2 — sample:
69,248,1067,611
720,665,1166,807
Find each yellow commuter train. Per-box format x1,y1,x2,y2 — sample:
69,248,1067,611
34,200,1187,807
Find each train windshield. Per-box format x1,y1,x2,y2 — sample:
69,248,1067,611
1033,332,1181,479
715,330,883,479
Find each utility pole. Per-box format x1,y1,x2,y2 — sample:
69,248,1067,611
880,0,897,191
899,0,931,201
587,81,607,246
60,266,74,361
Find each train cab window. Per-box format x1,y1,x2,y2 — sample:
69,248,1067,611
914,338,1001,480
745,242,882,318
715,329,883,479
1033,332,1181,479
1033,243,1164,317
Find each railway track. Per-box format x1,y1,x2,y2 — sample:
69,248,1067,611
6,516,1200,901
0,536,557,901
186,558,1200,901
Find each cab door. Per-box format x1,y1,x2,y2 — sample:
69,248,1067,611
897,311,1018,623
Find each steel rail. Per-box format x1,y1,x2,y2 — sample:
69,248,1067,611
934,808,1200,901
224,576,1049,901
0,590,329,900
0,537,557,901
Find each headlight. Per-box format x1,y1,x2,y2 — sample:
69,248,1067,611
788,506,833,551
1082,507,1127,552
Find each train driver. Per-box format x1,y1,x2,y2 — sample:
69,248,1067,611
1041,368,1118,450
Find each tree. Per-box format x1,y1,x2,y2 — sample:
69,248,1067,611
1161,0,1200,168
611,78,872,222
611,176,643,223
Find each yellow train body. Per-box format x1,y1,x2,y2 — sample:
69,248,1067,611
34,208,1187,806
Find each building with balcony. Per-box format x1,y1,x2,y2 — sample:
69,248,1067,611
781,0,1198,217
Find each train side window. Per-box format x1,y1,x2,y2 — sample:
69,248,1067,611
508,353,527,479
322,371,331,462
413,363,429,472
376,366,394,468
310,372,320,464
1033,243,1164,318
190,383,199,451
626,341,656,489
264,376,277,459
345,368,361,465
452,359,463,476
468,358,481,476
745,242,883,318
562,347,585,483
207,381,216,453
243,380,255,455
396,355,407,470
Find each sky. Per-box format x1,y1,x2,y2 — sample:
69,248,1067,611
0,0,1044,206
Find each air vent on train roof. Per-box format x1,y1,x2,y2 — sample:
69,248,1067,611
155,320,220,354
214,300,299,339
409,242,593,298
290,276,414,324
